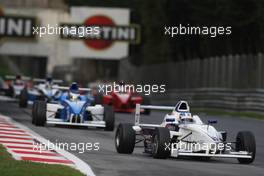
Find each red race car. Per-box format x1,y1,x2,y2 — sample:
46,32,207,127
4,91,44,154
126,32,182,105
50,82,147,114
95,89,150,114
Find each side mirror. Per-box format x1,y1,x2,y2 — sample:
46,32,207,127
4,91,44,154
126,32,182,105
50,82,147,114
207,119,217,124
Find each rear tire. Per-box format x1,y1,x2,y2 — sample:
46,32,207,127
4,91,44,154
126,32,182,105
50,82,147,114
34,100,46,126
6,86,14,97
19,89,28,108
104,105,115,131
152,127,171,159
115,123,135,154
94,93,103,105
236,131,256,164
142,96,151,115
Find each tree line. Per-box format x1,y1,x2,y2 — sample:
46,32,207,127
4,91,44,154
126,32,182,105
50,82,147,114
65,0,264,65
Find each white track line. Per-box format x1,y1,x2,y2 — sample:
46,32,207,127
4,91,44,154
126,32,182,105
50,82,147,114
0,114,95,176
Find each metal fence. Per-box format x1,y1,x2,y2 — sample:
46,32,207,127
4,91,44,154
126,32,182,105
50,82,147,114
150,88,264,112
120,53,264,89
119,53,264,112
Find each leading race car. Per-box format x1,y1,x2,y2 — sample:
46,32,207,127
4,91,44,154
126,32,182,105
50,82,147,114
115,101,256,164
19,77,63,108
32,82,115,131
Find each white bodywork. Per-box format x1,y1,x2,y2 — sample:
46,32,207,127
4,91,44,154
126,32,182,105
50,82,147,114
134,101,252,159
13,84,25,96
5,75,30,97
46,103,105,127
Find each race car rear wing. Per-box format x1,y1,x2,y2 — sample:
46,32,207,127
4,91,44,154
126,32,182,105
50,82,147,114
135,101,189,126
135,104,175,127
5,75,31,81
52,86,91,92
33,78,63,84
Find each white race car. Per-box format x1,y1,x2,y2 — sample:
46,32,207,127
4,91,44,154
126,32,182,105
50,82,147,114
19,78,63,108
115,101,256,164
2,75,30,97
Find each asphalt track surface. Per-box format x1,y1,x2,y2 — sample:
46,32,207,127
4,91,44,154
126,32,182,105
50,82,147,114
0,99,263,176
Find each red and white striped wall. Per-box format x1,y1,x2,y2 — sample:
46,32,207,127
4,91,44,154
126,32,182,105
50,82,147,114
0,114,95,176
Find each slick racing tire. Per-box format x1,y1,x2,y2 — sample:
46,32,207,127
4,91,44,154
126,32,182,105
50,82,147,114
34,100,46,126
19,88,28,108
142,96,151,115
94,93,103,105
104,105,115,131
236,131,256,164
115,123,135,154
152,127,171,159
32,101,38,124
6,86,14,97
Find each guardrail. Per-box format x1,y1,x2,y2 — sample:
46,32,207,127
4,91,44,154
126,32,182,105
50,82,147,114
151,88,264,112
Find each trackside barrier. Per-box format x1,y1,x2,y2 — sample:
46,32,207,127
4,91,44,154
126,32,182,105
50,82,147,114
150,88,264,112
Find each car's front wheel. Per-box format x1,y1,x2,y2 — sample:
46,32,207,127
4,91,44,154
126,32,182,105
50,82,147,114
115,123,135,154
34,100,46,126
32,101,38,124
236,131,256,164
19,88,28,108
152,127,171,159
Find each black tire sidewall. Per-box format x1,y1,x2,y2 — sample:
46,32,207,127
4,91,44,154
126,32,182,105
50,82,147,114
35,101,46,126
236,131,256,164
152,127,171,159
115,123,135,154
19,89,28,108
104,105,115,131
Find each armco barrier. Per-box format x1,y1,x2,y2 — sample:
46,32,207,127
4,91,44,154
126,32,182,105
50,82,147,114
151,88,264,112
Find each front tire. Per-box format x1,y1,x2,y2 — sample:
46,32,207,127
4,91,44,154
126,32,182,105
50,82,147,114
115,123,135,154
34,100,46,126
19,89,28,108
32,101,38,124
236,131,256,164
152,127,171,159
104,105,115,131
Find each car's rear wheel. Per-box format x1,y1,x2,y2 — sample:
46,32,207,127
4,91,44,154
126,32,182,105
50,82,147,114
34,100,46,126
6,86,14,97
94,93,103,105
19,88,28,108
115,123,135,154
152,127,171,159
104,105,115,131
236,131,256,164
142,96,151,115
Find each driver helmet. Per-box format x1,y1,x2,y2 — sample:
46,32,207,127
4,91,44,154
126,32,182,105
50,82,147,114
16,75,21,80
179,112,193,122
45,77,53,88
15,75,22,84
69,82,79,101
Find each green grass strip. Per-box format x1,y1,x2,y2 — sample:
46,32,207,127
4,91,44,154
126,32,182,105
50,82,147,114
0,145,84,176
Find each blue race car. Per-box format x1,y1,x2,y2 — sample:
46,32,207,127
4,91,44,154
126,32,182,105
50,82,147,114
32,82,115,131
